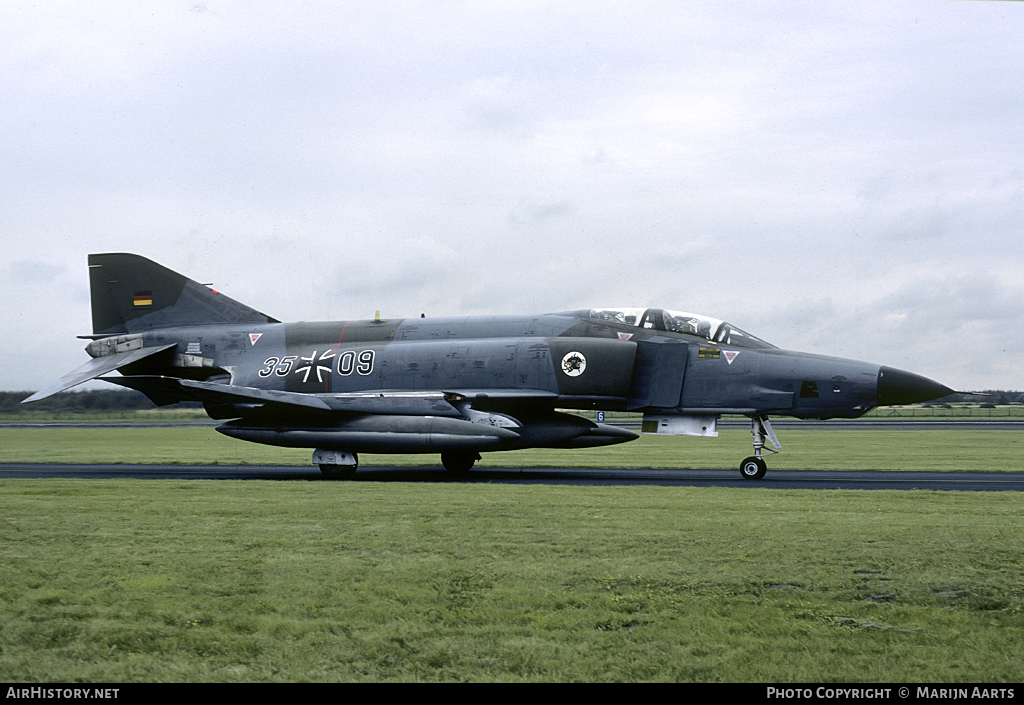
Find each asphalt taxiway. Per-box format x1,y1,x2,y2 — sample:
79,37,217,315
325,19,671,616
2,463,1023,491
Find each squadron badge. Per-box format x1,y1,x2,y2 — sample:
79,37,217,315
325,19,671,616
561,351,587,377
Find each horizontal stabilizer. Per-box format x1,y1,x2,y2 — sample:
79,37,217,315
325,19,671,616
22,344,177,403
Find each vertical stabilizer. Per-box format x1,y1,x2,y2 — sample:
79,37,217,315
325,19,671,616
89,253,278,335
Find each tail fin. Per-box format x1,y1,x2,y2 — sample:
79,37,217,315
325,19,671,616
89,253,278,335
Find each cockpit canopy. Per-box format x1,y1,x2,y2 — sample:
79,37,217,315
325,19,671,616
569,308,776,349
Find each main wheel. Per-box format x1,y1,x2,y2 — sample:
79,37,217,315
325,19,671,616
315,449,358,479
739,456,767,480
320,464,357,479
441,451,479,476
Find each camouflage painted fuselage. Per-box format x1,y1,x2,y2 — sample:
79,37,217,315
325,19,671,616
26,254,953,471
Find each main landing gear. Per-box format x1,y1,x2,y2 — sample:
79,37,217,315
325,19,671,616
313,449,483,478
441,451,481,476
314,448,358,479
739,416,781,481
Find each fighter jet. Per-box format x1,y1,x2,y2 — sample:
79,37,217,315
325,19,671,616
24,253,954,479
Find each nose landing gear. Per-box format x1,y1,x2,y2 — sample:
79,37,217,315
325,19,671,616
740,416,780,480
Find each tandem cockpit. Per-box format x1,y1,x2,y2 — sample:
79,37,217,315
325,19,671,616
572,308,777,349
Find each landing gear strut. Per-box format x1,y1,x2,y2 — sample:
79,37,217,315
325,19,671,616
739,416,780,480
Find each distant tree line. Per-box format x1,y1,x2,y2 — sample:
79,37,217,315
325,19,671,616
2,389,161,413
941,391,1023,407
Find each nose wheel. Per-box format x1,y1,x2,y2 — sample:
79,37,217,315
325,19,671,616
740,456,767,480
740,416,780,480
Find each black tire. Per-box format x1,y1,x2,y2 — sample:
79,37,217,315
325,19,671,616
320,463,357,479
441,451,479,475
739,456,767,480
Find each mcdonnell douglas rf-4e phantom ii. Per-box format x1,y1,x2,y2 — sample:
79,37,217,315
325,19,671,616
25,253,955,479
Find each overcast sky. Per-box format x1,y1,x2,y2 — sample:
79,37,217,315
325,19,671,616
3,1,1022,394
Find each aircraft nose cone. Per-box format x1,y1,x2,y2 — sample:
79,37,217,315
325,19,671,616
877,366,954,407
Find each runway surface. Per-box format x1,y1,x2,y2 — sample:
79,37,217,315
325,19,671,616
3,463,1023,491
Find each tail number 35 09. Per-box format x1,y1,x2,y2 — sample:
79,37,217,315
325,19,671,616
258,349,375,378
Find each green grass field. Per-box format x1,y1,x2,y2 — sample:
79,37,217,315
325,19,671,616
2,425,1023,682
1,480,1022,682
